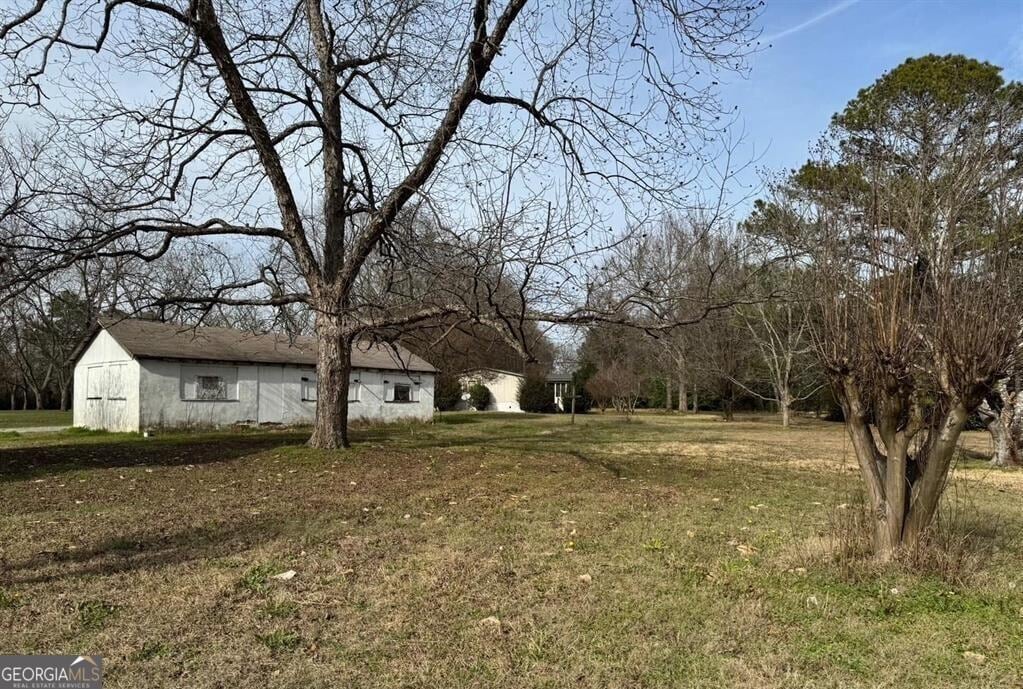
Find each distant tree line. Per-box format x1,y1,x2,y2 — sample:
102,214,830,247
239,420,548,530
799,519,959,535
569,215,830,423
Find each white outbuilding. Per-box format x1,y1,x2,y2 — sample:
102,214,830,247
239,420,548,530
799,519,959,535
72,318,437,432
456,368,525,412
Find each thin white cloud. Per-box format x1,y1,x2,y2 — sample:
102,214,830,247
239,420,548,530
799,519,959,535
763,0,862,43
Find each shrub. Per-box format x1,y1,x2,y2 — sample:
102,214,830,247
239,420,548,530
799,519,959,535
647,378,670,409
468,383,491,410
518,376,553,413
571,386,594,413
570,363,597,413
434,373,463,411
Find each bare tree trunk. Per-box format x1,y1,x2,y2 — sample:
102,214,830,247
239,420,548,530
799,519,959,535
59,382,69,412
309,312,351,449
664,377,672,413
839,382,892,558
1005,395,1023,468
902,406,969,548
982,385,1023,468
691,390,698,414
32,386,43,410
678,377,687,413
779,388,791,428
842,383,970,559
980,401,1011,466
990,414,1022,467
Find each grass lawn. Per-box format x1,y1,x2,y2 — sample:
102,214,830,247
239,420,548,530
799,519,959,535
0,413,1021,688
0,409,72,429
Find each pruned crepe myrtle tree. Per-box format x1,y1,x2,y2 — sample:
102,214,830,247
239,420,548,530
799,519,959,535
0,0,762,447
767,55,1023,557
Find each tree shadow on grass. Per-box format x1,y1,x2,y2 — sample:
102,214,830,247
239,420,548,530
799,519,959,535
355,422,728,455
0,433,308,482
1,512,297,586
563,449,629,479
431,414,487,425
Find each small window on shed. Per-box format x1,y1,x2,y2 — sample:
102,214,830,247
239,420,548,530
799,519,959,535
302,375,318,402
181,365,238,400
196,375,228,401
392,383,412,403
86,366,104,400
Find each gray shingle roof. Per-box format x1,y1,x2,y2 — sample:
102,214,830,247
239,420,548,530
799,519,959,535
462,367,525,379
546,372,574,382
92,318,436,372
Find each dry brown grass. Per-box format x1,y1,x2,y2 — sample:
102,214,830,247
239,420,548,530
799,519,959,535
1,413,1021,688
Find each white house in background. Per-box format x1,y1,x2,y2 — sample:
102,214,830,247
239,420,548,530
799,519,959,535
72,318,437,432
456,368,525,412
548,372,574,411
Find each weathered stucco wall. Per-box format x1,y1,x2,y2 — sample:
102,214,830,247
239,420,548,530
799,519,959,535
253,364,318,425
73,330,141,432
348,369,435,423
138,359,261,428
135,359,435,429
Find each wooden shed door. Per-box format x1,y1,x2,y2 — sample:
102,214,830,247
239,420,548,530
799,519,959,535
257,366,284,424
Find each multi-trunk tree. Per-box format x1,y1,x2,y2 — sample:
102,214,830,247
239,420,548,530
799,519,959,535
774,55,1023,557
0,0,762,447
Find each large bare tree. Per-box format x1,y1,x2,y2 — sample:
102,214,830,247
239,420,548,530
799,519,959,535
0,0,761,447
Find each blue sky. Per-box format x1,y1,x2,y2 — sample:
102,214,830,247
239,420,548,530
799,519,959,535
6,0,1018,226
720,0,1023,199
